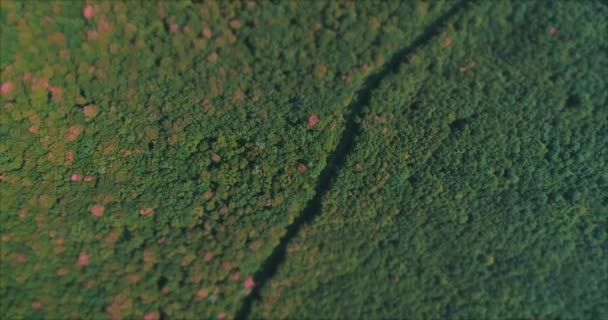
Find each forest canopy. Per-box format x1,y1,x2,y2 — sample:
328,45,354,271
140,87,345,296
1,0,606,319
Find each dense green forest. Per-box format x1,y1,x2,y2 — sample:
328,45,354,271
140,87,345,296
1,0,606,319
251,1,608,318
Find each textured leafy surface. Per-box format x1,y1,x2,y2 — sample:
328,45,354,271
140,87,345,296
1,0,607,319
0,1,453,319
251,1,608,318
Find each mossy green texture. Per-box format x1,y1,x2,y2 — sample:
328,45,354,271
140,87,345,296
0,0,454,318
252,1,607,318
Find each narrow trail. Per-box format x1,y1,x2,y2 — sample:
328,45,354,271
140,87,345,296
235,2,470,318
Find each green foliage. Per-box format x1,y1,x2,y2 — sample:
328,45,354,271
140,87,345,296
0,0,453,318
2,0,606,318
252,1,608,318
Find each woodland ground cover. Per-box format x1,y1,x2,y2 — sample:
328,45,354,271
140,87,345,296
1,0,606,319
